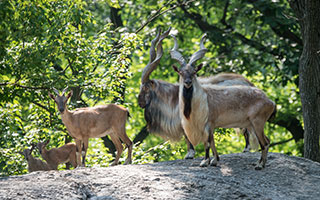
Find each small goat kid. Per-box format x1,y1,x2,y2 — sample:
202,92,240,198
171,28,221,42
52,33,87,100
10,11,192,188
19,144,50,172
49,88,132,167
138,28,256,160
37,139,77,170
171,34,276,170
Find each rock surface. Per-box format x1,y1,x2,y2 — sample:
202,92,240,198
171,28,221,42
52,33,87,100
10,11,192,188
1,152,320,200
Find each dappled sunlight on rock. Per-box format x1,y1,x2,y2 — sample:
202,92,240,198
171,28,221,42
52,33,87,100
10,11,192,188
220,164,233,176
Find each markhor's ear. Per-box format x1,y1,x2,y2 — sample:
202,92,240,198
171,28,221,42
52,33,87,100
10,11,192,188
150,80,156,89
195,63,203,73
172,65,180,73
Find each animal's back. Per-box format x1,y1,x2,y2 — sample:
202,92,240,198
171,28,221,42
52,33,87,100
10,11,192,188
204,85,272,128
28,158,50,172
71,104,128,138
199,73,254,87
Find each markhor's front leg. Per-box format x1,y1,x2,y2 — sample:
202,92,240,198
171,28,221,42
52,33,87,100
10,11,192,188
200,136,211,167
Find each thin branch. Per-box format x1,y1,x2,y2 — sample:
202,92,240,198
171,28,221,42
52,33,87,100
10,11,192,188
269,137,294,147
248,0,302,46
135,0,175,34
0,82,9,86
67,58,76,75
32,101,50,112
0,82,50,90
220,0,232,30
180,4,284,58
135,0,196,34
104,1,196,57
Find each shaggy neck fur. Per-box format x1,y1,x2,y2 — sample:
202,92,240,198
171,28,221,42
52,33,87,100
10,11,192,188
144,81,183,141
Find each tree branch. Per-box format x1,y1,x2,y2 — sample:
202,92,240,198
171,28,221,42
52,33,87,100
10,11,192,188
179,3,284,58
220,0,232,30
0,82,50,90
272,112,304,142
248,0,302,46
110,6,123,28
133,126,149,145
32,101,50,112
104,1,195,57
269,137,294,148
135,0,175,34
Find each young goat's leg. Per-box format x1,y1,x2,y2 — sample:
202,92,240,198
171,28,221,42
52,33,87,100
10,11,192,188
184,136,195,159
70,146,78,168
75,139,82,167
110,133,123,166
251,119,270,170
242,128,250,153
82,137,89,167
118,126,133,165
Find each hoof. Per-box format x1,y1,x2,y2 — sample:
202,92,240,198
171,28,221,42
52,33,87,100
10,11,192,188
210,159,218,166
184,150,195,160
110,161,119,166
254,163,264,170
124,159,132,165
242,148,250,153
200,159,209,167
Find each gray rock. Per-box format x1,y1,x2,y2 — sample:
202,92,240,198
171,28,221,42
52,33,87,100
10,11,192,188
1,152,319,200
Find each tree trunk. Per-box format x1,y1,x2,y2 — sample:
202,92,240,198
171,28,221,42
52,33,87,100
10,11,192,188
290,0,320,162
101,4,125,156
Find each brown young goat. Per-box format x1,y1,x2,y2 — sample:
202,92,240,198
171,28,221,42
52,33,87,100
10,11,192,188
37,139,77,170
139,28,256,160
171,34,276,170
19,144,50,172
49,89,132,166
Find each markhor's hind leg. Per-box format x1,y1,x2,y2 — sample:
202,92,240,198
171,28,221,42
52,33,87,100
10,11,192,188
209,131,219,166
184,136,195,159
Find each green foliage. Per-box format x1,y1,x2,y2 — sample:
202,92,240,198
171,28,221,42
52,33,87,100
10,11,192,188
0,0,139,176
1,0,305,176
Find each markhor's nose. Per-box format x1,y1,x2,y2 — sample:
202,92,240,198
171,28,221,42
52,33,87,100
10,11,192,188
185,80,192,86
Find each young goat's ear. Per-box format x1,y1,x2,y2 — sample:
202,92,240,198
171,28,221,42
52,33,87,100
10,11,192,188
172,65,180,74
49,93,55,100
195,63,203,73
66,90,73,99
44,139,50,146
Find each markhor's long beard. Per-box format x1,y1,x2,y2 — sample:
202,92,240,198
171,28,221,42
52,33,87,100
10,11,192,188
183,86,193,119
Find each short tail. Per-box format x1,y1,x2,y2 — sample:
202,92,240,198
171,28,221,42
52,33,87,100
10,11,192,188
127,110,131,120
268,104,277,122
